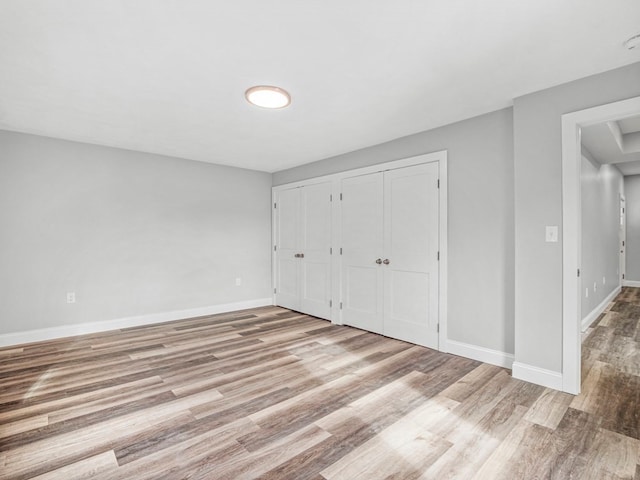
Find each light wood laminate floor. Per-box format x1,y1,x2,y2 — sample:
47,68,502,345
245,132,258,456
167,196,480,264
1,289,639,479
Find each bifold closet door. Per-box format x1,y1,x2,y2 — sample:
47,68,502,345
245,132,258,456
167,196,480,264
275,187,301,311
340,172,384,334
274,183,332,320
340,162,439,349
299,183,332,319
383,162,439,349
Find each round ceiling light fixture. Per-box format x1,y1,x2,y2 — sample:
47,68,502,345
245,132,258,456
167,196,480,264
245,85,291,109
623,33,640,50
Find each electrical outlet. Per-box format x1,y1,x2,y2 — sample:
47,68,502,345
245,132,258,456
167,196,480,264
66,292,76,304
603,276,606,285
235,278,242,286
593,282,597,292
585,288,589,298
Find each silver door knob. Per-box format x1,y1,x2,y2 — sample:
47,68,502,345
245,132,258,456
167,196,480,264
383,259,390,265
375,258,382,264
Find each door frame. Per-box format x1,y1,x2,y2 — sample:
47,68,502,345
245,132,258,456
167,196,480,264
272,150,448,350
620,194,626,286
561,95,640,394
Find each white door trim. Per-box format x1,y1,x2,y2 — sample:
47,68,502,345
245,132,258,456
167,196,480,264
272,150,448,351
620,194,626,286
561,95,640,394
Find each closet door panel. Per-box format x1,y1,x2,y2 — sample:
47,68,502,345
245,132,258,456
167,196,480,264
340,173,384,334
277,260,300,311
383,163,439,349
275,187,300,311
300,182,332,319
387,270,429,323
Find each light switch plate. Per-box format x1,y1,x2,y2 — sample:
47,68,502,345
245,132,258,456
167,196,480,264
545,226,558,242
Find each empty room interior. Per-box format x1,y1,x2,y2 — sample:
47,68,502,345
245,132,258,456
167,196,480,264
1,2,640,479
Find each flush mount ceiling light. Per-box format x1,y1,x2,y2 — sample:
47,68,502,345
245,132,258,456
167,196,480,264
623,33,640,50
245,85,291,109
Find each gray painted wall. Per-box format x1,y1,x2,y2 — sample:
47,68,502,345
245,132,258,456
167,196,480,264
580,151,623,319
274,108,515,355
625,175,640,282
0,130,272,335
514,62,640,372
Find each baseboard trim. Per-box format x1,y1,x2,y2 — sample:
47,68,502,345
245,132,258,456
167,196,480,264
0,298,274,348
446,340,514,369
622,280,640,287
581,286,621,332
512,362,563,391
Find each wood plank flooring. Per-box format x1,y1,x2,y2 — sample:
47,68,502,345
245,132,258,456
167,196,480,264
1,289,639,479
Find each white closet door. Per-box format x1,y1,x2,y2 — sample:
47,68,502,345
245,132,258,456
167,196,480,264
383,162,439,349
340,173,384,334
275,187,300,311
300,182,332,319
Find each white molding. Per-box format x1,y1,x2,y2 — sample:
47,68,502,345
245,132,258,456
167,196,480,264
561,111,582,395
272,151,446,190
581,286,621,332
561,95,640,395
620,195,626,286
438,155,449,352
272,188,278,307
446,340,513,369
0,298,273,348
623,280,640,287
512,362,563,391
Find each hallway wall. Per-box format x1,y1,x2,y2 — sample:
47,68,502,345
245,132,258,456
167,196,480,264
624,174,640,282
580,149,623,323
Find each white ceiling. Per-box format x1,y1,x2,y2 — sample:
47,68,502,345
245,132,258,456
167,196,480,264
1,1,639,173
582,115,640,176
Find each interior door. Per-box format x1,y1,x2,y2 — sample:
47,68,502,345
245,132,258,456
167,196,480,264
300,182,332,319
275,187,300,311
620,195,626,284
340,173,384,334
382,163,439,349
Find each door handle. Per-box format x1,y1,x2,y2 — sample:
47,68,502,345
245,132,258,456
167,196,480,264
383,259,390,265
300,253,304,258
375,258,382,264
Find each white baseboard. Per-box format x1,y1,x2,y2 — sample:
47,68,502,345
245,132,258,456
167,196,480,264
622,280,640,287
446,340,514,369
512,362,563,391
0,298,273,348
581,286,621,332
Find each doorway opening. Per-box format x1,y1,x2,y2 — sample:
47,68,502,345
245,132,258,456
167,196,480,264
561,95,640,394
